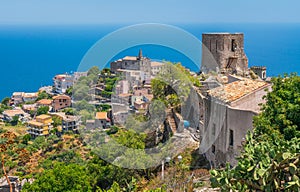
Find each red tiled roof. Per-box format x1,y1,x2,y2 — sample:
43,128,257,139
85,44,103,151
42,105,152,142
53,95,71,100
95,112,107,120
208,78,269,103
37,99,52,105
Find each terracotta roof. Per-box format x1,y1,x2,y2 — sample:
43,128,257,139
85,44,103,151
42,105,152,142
208,78,269,103
54,74,69,80
3,109,25,117
95,112,107,120
37,99,53,105
27,120,44,127
53,95,71,100
36,114,52,120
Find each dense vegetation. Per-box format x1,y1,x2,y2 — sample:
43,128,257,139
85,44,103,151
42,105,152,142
151,62,200,110
210,74,300,191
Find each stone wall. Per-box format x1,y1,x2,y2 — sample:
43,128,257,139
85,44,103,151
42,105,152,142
202,33,248,75
202,95,257,167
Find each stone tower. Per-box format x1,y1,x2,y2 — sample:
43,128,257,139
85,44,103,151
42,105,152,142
250,66,267,80
201,33,248,75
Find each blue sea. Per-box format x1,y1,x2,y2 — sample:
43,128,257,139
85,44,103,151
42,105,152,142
0,23,300,99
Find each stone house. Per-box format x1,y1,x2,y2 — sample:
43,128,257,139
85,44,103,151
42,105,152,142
95,112,110,129
199,77,270,167
52,95,71,112
22,92,38,103
150,61,164,76
36,99,53,108
2,109,27,122
11,92,24,106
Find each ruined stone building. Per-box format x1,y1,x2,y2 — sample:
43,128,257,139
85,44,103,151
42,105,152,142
201,33,249,75
198,33,271,167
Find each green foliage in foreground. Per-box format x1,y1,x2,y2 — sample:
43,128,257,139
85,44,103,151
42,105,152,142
211,133,300,191
210,74,300,191
22,163,93,192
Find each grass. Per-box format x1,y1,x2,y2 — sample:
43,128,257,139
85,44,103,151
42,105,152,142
0,124,27,136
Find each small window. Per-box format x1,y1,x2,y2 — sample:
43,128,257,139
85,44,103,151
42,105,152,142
231,39,237,52
212,145,216,154
229,129,234,146
262,71,266,79
212,123,216,136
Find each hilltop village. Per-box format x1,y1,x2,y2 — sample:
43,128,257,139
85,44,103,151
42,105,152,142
0,33,272,191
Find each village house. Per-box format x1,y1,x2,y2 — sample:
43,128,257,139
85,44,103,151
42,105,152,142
27,114,53,138
36,99,53,108
115,80,130,95
51,112,81,132
53,74,73,94
73,71,88,82
198,33,270,167
22,104,36,113
52,95,71,112
10,92,24,105
200,76,270,167
150,61,164,76
2,108,28,122
22,92,38,103
95,112,110,129
10,92,38,105
116,69,150,88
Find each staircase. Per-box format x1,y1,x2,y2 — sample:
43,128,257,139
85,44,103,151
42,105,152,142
166,109,177,134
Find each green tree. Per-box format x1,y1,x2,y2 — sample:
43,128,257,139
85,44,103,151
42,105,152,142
115,129,146,149
52,116,62,128
151,62,194,109
255,73,300,140
62,107,77,115
88,66,100,76
36,91,51,101
1,97,10,106
66,86,73,96
10,115,19,126
22,162,93,192
74,100,95,112
36,106,49,115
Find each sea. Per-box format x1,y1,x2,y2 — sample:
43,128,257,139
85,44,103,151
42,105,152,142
0,23,300,99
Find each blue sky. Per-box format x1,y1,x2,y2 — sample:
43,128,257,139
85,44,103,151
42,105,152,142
0,0,299,25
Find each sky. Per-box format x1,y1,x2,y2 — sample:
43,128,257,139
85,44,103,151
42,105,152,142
0,0,299,25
